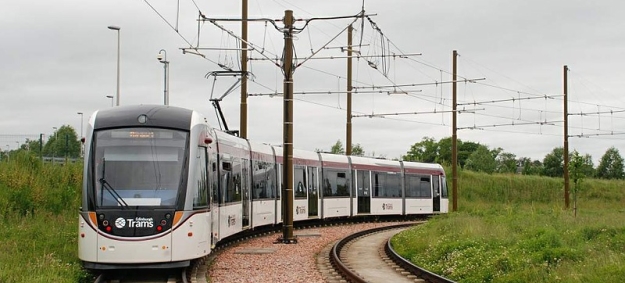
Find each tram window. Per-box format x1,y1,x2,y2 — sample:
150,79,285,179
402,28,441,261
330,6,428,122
223,160,241,203
193,147,208,209
432,176,440,198
372,171,401,198
405,174,431,198
356,171,370,196
252,160,275,199
441,176,449,198
308,167,318,199
212,158,219,203
322,169,349,197
294,166,307,199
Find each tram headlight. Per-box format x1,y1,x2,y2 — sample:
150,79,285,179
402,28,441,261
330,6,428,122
102,220,109,226
161,220,167,226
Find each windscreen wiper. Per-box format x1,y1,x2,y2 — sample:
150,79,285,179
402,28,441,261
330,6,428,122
99,158,129,208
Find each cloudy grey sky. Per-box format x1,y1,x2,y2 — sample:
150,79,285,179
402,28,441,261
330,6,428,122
2,0,625,164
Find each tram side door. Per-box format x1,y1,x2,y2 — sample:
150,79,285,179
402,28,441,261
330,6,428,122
357,170,370,214
433,175,440,212
307,166,318,218
242,159,250,228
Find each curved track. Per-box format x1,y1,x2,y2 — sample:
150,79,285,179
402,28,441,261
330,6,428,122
385,238,457,283
328,223,456,283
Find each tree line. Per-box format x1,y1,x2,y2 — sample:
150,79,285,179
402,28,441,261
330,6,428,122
5,125,81,159
325,137,624,180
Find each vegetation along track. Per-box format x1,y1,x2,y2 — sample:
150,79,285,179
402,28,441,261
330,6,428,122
329,223,456,283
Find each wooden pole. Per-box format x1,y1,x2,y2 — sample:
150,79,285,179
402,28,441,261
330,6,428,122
563,65,570,209
452,50,458,212
240,0,248,138
346,25,353,156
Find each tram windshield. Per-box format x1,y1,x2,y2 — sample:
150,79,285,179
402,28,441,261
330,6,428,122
91,128,188,208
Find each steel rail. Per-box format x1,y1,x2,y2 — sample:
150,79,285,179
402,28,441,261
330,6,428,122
385,238,457,283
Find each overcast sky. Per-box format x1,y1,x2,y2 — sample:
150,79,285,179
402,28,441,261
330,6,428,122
2,0,625,164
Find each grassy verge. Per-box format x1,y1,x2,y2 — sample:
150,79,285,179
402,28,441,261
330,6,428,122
392,170,625,283
0,153,92,283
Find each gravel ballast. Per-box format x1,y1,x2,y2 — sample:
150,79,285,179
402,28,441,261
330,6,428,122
206,222,408,283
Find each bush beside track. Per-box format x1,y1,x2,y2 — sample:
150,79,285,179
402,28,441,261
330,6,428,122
392,169,625,283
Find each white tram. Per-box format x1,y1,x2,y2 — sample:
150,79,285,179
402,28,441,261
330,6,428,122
78,105,448,270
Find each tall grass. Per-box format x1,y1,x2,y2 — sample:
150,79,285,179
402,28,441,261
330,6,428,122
0,152,91,283
393,169,625,283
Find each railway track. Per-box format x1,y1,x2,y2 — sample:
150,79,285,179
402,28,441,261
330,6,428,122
326,223,456,283
93,266,192,283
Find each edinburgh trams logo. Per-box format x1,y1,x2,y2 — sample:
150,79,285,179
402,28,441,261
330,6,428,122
114,217,126,228
114,217,154,228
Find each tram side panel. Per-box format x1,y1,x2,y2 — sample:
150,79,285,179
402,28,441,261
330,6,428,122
249,143,279,228
350,157,403,216
78,214,98,263
319,154,352,219
172,137,212,261
213,130,249,240
402,162,447,215
292,149,322,221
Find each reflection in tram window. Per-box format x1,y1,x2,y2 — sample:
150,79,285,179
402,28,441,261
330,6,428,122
432,175,440,198
372,171,401,198
441,176,449,198
193,147,209,209
294,166,307,199
322,169,349,197
405,174,432,198
356,170,370,196
308,167,317,197
252,160,276,200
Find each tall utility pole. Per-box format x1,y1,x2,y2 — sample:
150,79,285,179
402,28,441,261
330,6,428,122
452,50,458,212
279,10,296,244
108,26,121,106
240,0,248,138
563,65,570,209
346,24,353,156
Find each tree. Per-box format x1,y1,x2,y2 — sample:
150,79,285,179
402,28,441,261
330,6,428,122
43,125,81,158
351,143,365,156
519,157,543,175
496,151,518,173
596,147,624,179
437,137,453,165
569,150,587,217
542,147,564,177
330,140,345,155
458,141,481,168
580,153,595,177
403,137,438,162
464,144,497,173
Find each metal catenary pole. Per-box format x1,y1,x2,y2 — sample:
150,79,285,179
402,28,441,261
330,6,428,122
280,10,296,243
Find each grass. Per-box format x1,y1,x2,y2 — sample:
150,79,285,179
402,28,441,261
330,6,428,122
3,152,625,282
0,152,92,283
392,169,625,283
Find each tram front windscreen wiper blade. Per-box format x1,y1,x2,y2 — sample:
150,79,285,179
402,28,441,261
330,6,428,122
99,158,129,208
